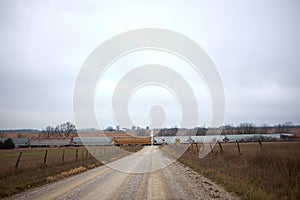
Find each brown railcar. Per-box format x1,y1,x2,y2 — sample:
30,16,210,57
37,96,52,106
112,136,151,145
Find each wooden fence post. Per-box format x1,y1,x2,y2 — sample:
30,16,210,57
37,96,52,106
15,152,22,169
76,149,78,160
210,143,213,152
236,140,241,155
195,143,199,152
43,149,48,165
86,149,88,158
258,139,263,151
62,149,65,162
218,142,223,153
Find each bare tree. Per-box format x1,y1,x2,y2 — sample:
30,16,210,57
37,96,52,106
43,122,77,138
65,122,77,137
54,125,62,138
276,122,293,133
258,124,270,134
196,127,208,136
221,125,234,135
44,126,55,138
238,123,257,134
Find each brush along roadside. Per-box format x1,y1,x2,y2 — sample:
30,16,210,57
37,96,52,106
177,142,300,200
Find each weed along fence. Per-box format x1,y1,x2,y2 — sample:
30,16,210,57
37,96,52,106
162,139,270,157
185,140,267,155
183,140,300,164
0,146,130,176
179,141,300,200
0,147,93,176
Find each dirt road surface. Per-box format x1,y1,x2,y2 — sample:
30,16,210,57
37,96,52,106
6,146,238,200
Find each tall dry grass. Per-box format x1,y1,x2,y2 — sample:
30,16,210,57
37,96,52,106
0,147,90,178
0,146,129,178
179,142,300,200
0,145,140,198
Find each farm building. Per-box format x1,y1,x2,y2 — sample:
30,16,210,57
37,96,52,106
29,138,70,147
73,137,112,146
153,136,225,144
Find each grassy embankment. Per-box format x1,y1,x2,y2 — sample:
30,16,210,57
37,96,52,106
178,142,300,200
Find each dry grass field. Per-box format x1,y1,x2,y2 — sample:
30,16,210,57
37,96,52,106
0,146,136,198
0,147,88,177
0,155,102,198
179,141,300,200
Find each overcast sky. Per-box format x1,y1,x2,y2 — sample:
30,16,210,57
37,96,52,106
0,0,300,129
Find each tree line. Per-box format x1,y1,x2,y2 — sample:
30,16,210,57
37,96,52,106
42,122,77,138
221,122,295,135
156,122,296,136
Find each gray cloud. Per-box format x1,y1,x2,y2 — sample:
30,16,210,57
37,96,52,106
0,0,299,129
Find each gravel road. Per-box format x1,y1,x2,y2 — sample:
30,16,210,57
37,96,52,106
6,146,238,200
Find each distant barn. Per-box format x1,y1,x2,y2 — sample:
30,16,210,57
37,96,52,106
29,138,70,147
73,137,112,146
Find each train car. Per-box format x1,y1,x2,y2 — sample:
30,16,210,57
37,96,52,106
294,133,300,140
112,136,151,145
